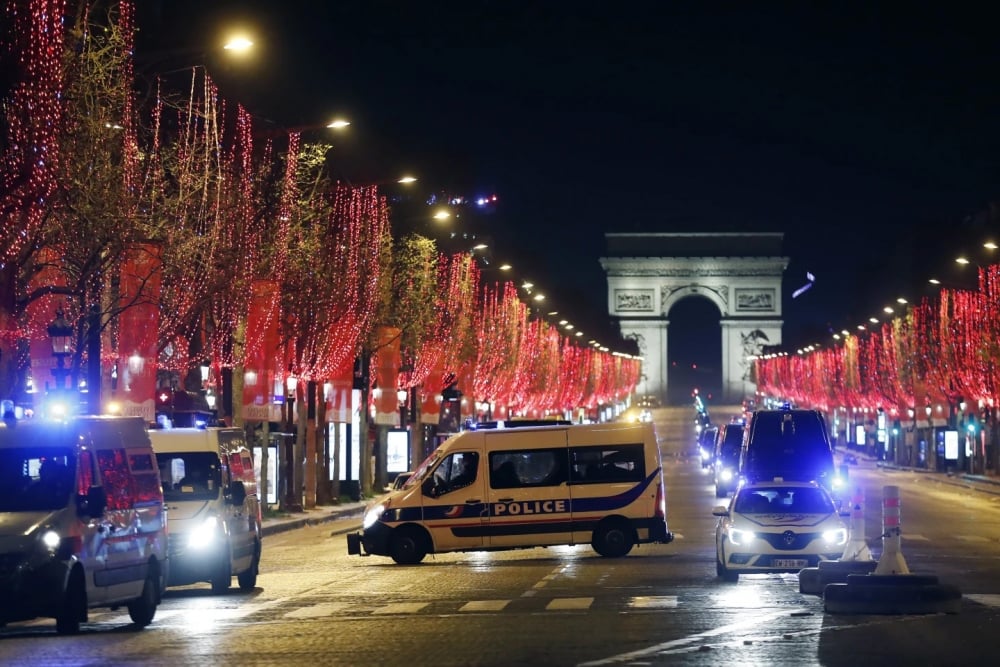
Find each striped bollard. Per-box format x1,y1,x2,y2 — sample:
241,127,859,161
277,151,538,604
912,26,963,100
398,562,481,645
873,485,909,575
840,486,872,561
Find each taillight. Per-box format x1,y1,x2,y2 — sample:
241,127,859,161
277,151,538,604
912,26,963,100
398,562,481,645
655,479,666,518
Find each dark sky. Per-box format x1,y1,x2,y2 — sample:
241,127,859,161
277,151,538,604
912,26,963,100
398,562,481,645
140,2,1000,353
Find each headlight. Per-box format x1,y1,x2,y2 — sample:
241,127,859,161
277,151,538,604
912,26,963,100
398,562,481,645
363,503,386,530
700,447,711,461
41,529,61,551
727,527,755,546
188,515,221,549
822,528,848,546
831,475,845,490
720,468,734,482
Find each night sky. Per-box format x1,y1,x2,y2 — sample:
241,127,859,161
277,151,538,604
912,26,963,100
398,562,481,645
140,2,1000,360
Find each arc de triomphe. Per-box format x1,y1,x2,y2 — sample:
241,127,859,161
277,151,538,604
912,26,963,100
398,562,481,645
600,232,787,404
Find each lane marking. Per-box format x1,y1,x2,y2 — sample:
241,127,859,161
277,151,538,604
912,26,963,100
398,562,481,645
965,594,1000,607
546,597,593,611
954,535,989,542
902,534,929,540
628,596,678,609
460,600,511,612
284,603,349,619
371,602,429,615
578,609,789,666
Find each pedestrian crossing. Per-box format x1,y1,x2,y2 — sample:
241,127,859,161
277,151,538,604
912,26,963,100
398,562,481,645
8,590,1000,633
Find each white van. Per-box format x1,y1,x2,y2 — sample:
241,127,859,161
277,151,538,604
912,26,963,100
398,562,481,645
149,427,261,592
0,415,167,634
347,422,673,564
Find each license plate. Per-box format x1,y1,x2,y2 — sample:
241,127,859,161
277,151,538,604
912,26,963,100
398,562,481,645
773,558,808,568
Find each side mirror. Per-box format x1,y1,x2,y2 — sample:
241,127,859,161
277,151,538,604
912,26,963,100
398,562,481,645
228,481,247,505
422,478,440,498
81,486,107,518
711,505,729,517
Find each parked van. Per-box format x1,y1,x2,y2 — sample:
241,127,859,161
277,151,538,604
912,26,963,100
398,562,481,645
149,427,261,592
740,407,843,494
347,422,673,564
0,415,167,634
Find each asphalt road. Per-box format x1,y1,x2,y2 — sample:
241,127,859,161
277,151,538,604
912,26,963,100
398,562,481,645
3,405,999,666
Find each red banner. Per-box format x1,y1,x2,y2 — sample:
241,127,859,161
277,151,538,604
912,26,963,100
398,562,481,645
325,359,355,423
118,244,161,421
241,280,281,422
374,325,401,425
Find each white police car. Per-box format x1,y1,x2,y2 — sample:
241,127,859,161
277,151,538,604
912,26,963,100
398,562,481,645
713,480,848,582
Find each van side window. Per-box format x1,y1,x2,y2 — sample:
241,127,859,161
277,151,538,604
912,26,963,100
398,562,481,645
97,448,135,510
488,449,567,488
569,444,645,484
427,452,480,496
129,451,162,506
77,449,94,495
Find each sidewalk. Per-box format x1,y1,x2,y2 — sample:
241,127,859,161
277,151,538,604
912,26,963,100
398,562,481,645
260,500,367,538
846,450,1000,495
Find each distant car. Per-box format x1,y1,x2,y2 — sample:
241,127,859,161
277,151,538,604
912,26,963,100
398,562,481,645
638,408,653,423
713,480,848,582
698,426,718,468
385,472,413,492
635,395,661,409
713,422,744,497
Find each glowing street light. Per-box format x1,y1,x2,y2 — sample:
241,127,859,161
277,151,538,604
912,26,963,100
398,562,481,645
223,35,254,54
326,118,351,130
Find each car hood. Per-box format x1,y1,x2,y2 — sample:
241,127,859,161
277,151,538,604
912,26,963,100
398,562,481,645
738,512,835,528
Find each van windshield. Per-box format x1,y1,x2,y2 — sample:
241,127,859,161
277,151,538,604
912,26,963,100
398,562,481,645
0,446,77,512
157,452,222,501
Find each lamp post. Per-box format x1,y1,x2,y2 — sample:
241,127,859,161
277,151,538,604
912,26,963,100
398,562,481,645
47,308,74,393
283,375,302,512
397,388,408,429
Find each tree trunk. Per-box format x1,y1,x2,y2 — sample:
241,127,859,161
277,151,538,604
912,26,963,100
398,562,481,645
360,387,372,497
304,380,317,508
316,391,331,504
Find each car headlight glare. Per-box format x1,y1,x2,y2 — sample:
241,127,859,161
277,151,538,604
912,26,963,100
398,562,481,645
822,528,848,546
41,529,61,551
831,475,845,489
188,515,220,549
728,527,755,546
363,503,386,530
720,468,734,482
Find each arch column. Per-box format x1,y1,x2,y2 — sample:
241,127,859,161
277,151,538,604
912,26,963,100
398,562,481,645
618,319,668,401
720,319,783,403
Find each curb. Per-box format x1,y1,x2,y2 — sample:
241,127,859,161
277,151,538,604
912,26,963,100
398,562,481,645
261,507,364,538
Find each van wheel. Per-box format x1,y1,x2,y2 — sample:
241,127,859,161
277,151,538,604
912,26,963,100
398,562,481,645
238,540,260,591
592,519,635,558
127,570,158,627
56,570,86,635
390,526,427,565
211,553,232,593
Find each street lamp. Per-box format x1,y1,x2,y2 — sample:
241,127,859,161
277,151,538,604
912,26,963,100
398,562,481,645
283,375,302,512
47,307,74,392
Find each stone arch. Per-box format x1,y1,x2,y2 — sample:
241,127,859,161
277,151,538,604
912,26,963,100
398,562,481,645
599,233,787,405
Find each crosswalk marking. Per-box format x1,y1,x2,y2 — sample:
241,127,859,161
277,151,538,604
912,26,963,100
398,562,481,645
965,594,1000,608
372,602,429,615
628,595,679,609
902,534,930,541
954,535,989,542
285,603,349,619
460,600,510,612
546,597,594,610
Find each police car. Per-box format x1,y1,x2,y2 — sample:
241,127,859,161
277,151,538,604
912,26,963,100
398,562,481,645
713,480,848,582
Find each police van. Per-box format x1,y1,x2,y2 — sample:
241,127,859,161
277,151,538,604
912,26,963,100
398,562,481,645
0,415,168,634
149,427,261,592
347,422,673,564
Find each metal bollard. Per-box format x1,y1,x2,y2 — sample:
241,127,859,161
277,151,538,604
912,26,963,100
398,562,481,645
873,485,909,575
